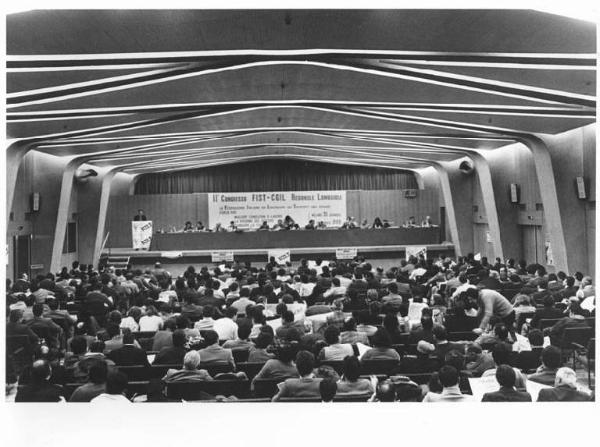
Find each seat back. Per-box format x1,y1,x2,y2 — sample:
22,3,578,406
237,362,267,380
117,365,152,381
514,348,543,372
232,348,250,364
447,331,478,342
166,379,250,400
150,364,182,379
561,326,594,349
252,378,285,398
317,360,345,375
360,359,401,375
539,318,562,329
133,331,157,340
201,363,234,376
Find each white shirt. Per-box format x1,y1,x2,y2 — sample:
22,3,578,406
120,316,139,332
213,317,238,341
323,286,347,298
139,315,163,332
91,393,131,403
299,283,316,297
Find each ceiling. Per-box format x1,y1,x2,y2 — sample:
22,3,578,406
6,10,597,177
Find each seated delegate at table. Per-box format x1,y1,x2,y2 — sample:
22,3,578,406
257,220,270,231
305,219,316,230
182,221,194,232
195,221,205,231
360,219,369,229
226,221,238,232
421,216,433,227
402,216,418,228
372,217,384,229
341,216,358,229
213,222,226,232
316,221,327,229
283,215,299,230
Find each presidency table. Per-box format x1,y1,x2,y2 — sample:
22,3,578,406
150,227,441,251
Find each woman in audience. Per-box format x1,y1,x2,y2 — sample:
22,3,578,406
120,306,142,332
360,328,401,361
139,305,163,332
248,332,275,362
336,355,375,396
382,313,405,344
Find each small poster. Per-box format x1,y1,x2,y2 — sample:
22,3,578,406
486,230,492,243
268,249,291,265
132,221,153,250
211,251,234,262
545,233,554,266
336,247,357,259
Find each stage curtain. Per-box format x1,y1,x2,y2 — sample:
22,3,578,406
135,160,418,194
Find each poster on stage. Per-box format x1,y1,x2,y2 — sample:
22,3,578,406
267,249,291,265
208,191,346,230
132,221,153,250
406,245,427,260
336,247,357,259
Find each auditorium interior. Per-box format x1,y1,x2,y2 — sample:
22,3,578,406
3,9,597,406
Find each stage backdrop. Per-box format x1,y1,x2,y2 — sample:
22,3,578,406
105,189,440,247
208,191,346,229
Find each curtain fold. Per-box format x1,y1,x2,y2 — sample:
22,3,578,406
135,160,418,194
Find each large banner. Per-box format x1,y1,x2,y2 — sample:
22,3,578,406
132,221,153,250
208,191,346,230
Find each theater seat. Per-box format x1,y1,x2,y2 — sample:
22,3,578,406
252,378,286,398
166,379,250,400
360,359,401,375
236,362,267,380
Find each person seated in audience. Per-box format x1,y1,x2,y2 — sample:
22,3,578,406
409,315,436,344
401,340,439,373
361,328,401,362
324,299,346,330
465,343,495,377
197,330,235,370
317,326,354,361
163,351,213,383
26,303,63,350
153,330,187,365
548,301,590,346
120,306,142,333
554,276,578,301
480,343,527,391
213,222,226,232
248,332,275,363
107,332,150,367
481,364,532,402
527,345,563,386
212,306,238,342
432,325,464,360
194,305,216,332
7,308,39,345
182,221,194,232
319,378,338,402
275,310,304,342
272,350,323,401
91,370,130,403
335,355,375,396
476,269,503,290
15,359,65,402
323,278,346,302
529,294,564,331
537,367,593,402
252,341,299,387
139,305,163,332
340,317,370,345
383,313,407,344
223,323,254,351
422,365,474,402
64,335,91,370
151,318,177,351
69,360,108,402
381,282,406,314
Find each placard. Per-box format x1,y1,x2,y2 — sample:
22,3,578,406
406,245,427,260
211,251,234,262
336,247,357,259
132,221,153,250
268,249,291,265
208,191,346,230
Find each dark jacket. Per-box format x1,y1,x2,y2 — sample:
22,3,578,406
107,344,150,367
15,381,64,402
537,385,593,402
153,346,186,365
482,386,532,402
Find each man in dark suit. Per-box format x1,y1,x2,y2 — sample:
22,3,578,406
531,295,565,329
482,364,532,402
133,209,148,221
26,303,63,349
15,360,65,402
537,367,593,401
7,309,39,345
107,332,150,367
153,330,187,365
